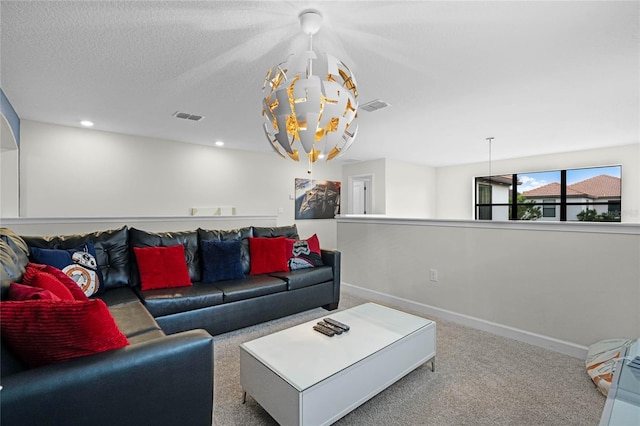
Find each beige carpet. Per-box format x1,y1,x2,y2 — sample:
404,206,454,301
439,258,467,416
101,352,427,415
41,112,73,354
212,292,605,425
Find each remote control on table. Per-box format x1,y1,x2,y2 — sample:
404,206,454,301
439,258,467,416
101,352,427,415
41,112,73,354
318,321,343,335
323,317,350,332
313,324,335,337
316,323,338,335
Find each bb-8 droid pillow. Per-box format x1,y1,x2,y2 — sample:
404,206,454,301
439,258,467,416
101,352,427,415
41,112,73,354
29,242,104,297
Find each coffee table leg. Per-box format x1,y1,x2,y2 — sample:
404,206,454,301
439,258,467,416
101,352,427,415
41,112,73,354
242,391,247,404
431,358,435,372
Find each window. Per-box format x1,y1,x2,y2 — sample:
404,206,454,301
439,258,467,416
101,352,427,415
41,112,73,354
476,176,512,220
474,166,621,222
542,199,556,218
608,201,621,219
478,183,492,220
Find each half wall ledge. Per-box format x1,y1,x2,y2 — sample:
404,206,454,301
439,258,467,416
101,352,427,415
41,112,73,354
336,215,640,235
0,215,278,236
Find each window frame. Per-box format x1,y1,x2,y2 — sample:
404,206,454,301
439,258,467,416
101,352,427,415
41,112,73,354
477,183,493,220
474,166,622,222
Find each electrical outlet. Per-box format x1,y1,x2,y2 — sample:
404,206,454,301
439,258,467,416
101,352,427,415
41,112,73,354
429,269,438,282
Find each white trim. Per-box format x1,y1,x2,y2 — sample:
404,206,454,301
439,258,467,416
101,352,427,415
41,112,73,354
336,215,640,235
0,215,276,226
0,113,18,151
341,282,589,359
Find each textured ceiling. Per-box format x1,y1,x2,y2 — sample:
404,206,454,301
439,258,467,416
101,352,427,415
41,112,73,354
1,1,638,167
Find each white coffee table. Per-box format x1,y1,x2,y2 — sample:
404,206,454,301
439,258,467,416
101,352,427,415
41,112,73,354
240,303,436,425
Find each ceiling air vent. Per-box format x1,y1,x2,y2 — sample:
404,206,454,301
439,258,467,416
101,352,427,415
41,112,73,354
360,99,390,112
173,111,204,122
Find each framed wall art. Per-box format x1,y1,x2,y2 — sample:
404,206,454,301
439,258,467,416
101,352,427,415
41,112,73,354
295,179,341,219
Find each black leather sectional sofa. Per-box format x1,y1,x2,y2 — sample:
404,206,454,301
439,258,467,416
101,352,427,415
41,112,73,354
0,224,341,426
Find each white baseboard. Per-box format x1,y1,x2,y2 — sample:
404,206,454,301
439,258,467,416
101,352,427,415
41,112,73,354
341,282,589,359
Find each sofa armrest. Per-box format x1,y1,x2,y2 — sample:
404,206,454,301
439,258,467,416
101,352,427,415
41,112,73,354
321,249,341,309
1,329,214,426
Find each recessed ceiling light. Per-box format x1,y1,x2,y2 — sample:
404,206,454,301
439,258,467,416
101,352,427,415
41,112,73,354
215,140,224,147
80,120,94,127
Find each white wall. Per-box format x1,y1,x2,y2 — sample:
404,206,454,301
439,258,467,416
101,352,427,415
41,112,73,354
435,144,640,223
385,159,436,218
14,120,342,248
1,115,19,217
1,216,277,238
0,149,19,217
338,217,640,357
15,121,637,231
342,159,386,215
342,145,639,223
342,158,437,218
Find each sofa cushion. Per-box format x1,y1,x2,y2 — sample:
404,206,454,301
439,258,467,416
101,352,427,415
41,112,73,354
138,284,224,318
198,227,253,275
107,300,164,342
133,245,192,290
212,274,287,303
0,299,129,368
96,286,166,344
201,240,244,282
252,224,299,239
29,242,104,296
269,266,334,290
96,286,141,306
249,237,289,275
22,226,130,290
129,228,201,284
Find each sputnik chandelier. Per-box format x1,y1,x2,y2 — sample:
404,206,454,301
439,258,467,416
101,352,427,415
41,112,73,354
262,9,359,173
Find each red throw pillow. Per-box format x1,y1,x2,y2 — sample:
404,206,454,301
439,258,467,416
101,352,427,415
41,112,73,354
8,282,62,301
306,234,321,254
133,245,192,290
22,263,88,301
285,234,323,270
249,237,289,275
285,234,321,256
0,299,129,368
